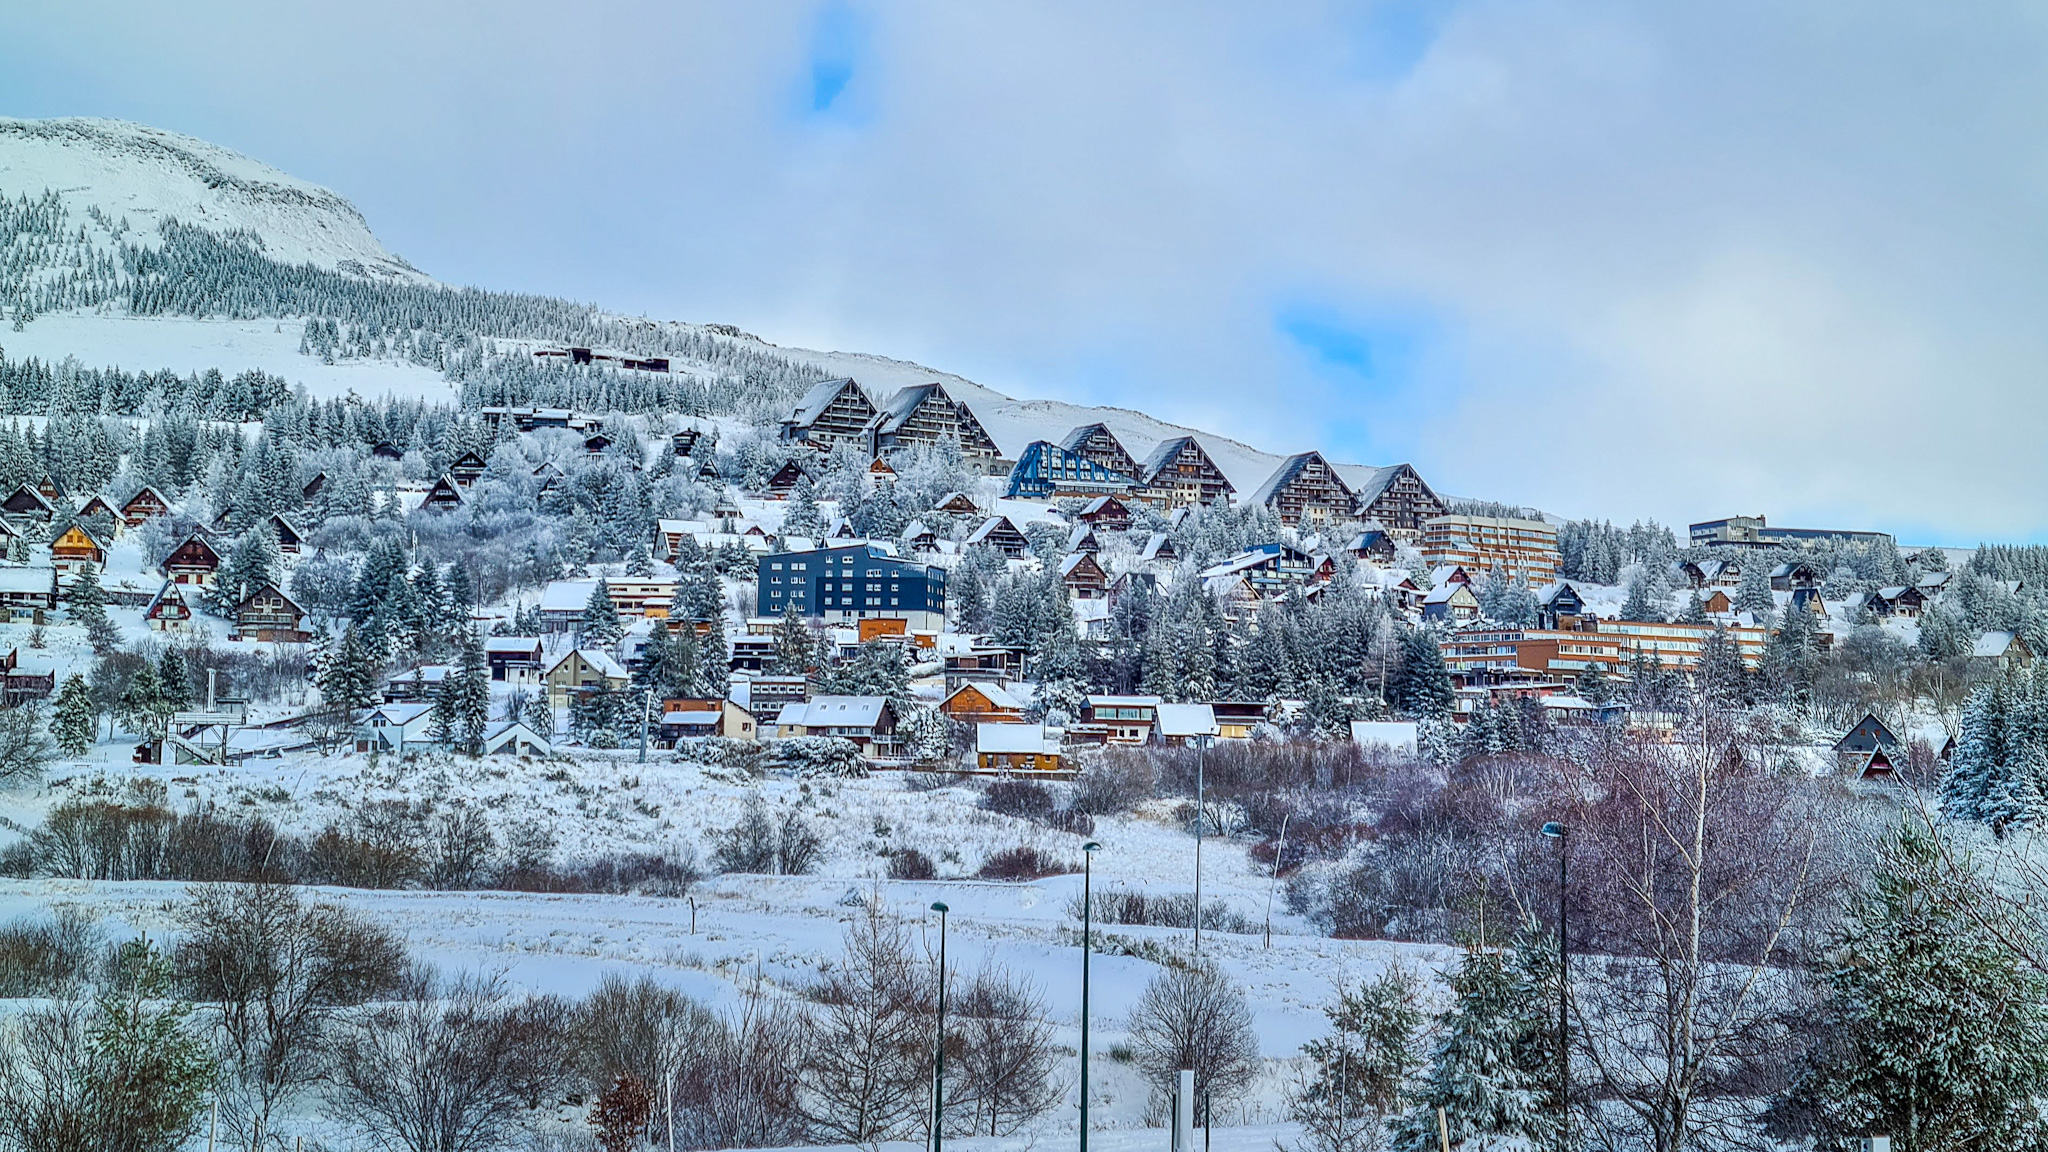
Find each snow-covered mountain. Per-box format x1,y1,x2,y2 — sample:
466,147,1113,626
0,115,1374,495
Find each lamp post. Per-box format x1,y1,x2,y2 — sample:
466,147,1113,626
931,900,950,1152
1080,841,1101,1152
1194,734,1210,954
1541,821,1569,1152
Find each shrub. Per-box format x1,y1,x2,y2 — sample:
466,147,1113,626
1070,751,1156,815
887,847,937,880
768,737,869,778
1067,890,1257,934
674,737,764,778
0,909,105,997
981,779,1055,822
977,846,1077,881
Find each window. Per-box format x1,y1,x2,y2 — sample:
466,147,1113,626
770,563,783,570
792,563,807,571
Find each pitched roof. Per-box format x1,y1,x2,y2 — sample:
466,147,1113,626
965,516,1024,546
0,566,56,594
1352,463,1435,507
976,722,1058,755
549,648,628,679
1248,450,1354,509
787,378,870,427
780,695,891,728
944,681,1026,711
1140,533,1175,561
1974,631,2020,658
1155,703,1220,738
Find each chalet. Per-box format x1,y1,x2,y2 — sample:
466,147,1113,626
774,696,900,757
868,457,898,486
383,665,453,702
1703,560,1742,588
1066,525,1102,555
33,477,63,503
1205,575,1265,626
76,494,121,528
940,681,1028,726
1673,561,1710,589
965,515,1031,558
1075,495,1133,531
781,378,878,451
1694,588,1733,616
234,585,309,643
1535,582,1587,629
448,451,488,487
657,699,759,745
673,427,704,457
976,723,1063,773
1834,713,1902,778
161,534,223,586
0,649,54,704
1139,533,1177,564
1348,527,1395,562
1351,464,1447,536
863,382,1003,469
485,636,546,681
697,458,723,482
1197,543,1317,595
1137,437,1234,508
653,520,695,562
1060,552,1110,599
1770,561,1821,591
1005,441,1135,500
1080,695,1161,745
1431,565,1473,587
943,642,1029,687
143,581,195,633
420,476,466,512
1059,423,1143,481
482,721,553,757
901,521,939,553
0,567,57,620
371,442,405,461
544,648,630,705
119,486,173,527
932,491,980,515
1973,631,2035,672
1251,451,1357,527
0,485,54,523
300,473,327,503
1155,703,1220,748
353,703,437,754
583,434,613,455
764,459,812,499
1868,586,1928,618
1210,700,1270,740
48,523,109,576
533,461,564,482
1421,582,1482,623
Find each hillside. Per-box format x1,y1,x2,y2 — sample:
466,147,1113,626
0,115,1375,497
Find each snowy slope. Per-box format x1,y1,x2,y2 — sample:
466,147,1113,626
0,116,425,280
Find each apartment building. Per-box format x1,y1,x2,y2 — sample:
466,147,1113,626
1421,514,1561,582
1444,619,1768,682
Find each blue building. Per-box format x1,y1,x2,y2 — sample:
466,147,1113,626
1005,440,1137,500
757,543,947,631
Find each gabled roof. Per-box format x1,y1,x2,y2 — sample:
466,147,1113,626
943,681,1026,711
1974,631,2022,659
1156,703,1220,738
933,491,979,513
780,695,891,728
0,485,53,514
1140,533,1175,562
51,521,111,550
787,378,872,427
1536,581,1582,607
235,583,303,615
1248,451,1355,510
1352,463,1437,507
162,533,222,567
485,636,545,655
77,494,119,519
965,515,1025,546
1137,436,1234,494
549,648,628,679
121,485,172,513
143,579,189,619
0,566,56,595
1059,423,1142,475
976,722,1057,755
1059,552,1106,579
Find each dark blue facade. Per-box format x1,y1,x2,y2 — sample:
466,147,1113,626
758,543,946,622
1005,440,1136,500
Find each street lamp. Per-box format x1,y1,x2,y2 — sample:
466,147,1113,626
1080,841,1101,1152
1194,734,1210,954
1540,821,1568,1152
931,900,950,1152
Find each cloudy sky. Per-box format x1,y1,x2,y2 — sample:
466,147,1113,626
4,2,2044,543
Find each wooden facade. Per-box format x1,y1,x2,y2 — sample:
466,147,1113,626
1059,423,1143,481
49,523,108,575
1137,437,1235,508
1060,552,1110,599
144,581,194,633
269,514,305,554
1352,464,1446,536
1251,451,1356,527
781,378,878,451
865,382,1003,468
235,585,309,643
421,476,466,512
966,515,1031,558
1076,495,1133,530
448,451,488,487
0,485,53,522
120,485,172,527
764,459,812,499
162,534,223,586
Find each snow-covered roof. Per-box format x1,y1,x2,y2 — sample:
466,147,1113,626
786,378,868,426
945,681,1026,710
485,636,543,654
1247,451,1352,510
1088,694,1161,707
367,702,434,725
779,695,891,728
0,566,55,594
866,382,940,436
538,579,600,612
1156,703,1219,738
1974,631,2019,658
662,710,722,725
1140,533,1173,561
548,648,627,679
976,722,1057,755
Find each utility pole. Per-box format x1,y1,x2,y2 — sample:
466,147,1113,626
1080,841,1101,1152
930,901,950,1152
1194,734,1209,954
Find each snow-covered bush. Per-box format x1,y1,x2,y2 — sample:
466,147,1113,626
767,737,869,778
672,737,764,780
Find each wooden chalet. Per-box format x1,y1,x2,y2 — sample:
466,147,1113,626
1351,464,1446,536
583,433,613,455
77,494,121,527
863,382,1003,468
300,473,328,502
485,636,546,681
0,649,55,704
1536,581,1587,628
33,477,63,503
48,523,109,576
1348,527,1395,562
161,534,224,586
1066,524,1102,555
1060,423,1143,481
1139,533,1177,564
1695,588,1733,615
1833,713,1902,778
965,515,1030,558
420,476,466,512
1770,561,1821,591
1251,451,1356,527
234,585,309,642
673,427,704,457
780,378,878,451
932,491,980,516
1109,570,1158,609
1075,494,1133,530
975,723,1063,773
940,681,1027,725
1059,552,1110,599
868,456,898,482
119,486,172,527
765,459,812,499
448,451,488,487
696,457,722,482
143,581,195,633
532,461,564,481
1137,437,1235,508
371,441,405,461
0,567,57,620
0,485,55,522
1869,585,1928,618
902,520,939,552
269,514,305,554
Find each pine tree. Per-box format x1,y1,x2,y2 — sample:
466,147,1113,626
1389,947,1553,1151
770,604,814,674
1619,571,1663,623
780,478,825,540
580,581,624,647
52,673,96,755
429,673,457,745
116,661,172,740
1734,562,1775,618
1292,968,1425,1152
320,626,379,719
457,629,491,753
1391,629,1454,718
210,522,281,616
67,561,107,623
1772,822,2048,1149
157,649,193,713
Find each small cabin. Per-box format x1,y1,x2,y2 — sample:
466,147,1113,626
976,723,1063,773
269,514,305,554
234,584,309,643
300,473,328,502
965,515,1031,558
1075,495,1133,531
420,476,466,512
371,442,405,461
1059,552,1110,599
161,534,224,586
448,451,488,487
765,460,812,499
932,492,980,515
120,486,173,527
49,523,109,576
143,581,195,634
77,495,121,529
0,485,54,523
583,434,614,456
940,682,1027,725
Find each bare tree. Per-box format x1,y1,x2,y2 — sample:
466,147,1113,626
324,970,540,1152
1126,962,1262,1107
800,901,932,1143
572,974,715,1100
0,702,54,786
949,963,1060,1137
175,882,407,1151
1556,697,1854,1152
674,983,810,1150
